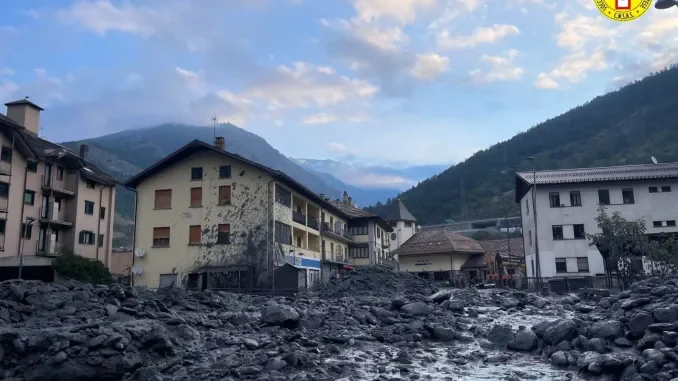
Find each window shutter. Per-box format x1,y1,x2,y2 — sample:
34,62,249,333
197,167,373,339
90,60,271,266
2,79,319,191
79,231,84,244
155,190,172,209
190,188,202,207
189,225,201,244
219,186,231,205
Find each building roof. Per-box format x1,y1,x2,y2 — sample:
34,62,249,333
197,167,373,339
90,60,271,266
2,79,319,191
0,112,116,185
381,199,417,222
329,200,392,232
5,98,45,111
393,229,484,257
479,238,524,257
123,139,351,217
515,163,678,202
460,254,487,270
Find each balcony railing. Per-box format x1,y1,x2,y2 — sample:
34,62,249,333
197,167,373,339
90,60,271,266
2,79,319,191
322,250,351,264
308,217,319,231
292,211,306,225
42,174,76,196
39,205,73,227
0,160,10,176
36,240,68,257
0,197,7,212
321,222,353,242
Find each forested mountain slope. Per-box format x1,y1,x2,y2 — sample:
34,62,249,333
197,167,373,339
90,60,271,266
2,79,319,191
366,66,678,224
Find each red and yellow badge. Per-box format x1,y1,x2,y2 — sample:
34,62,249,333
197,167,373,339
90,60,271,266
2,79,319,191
593,0,651,21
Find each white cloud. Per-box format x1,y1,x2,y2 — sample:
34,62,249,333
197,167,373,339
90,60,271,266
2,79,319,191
302,113,338,124
410,53,450,79
555,13,618,51
469,49,524,83
536,49,607,88
352,0,436,24
438,24,520,49
534,73,559,89
57,0,161,37
338,19,409,50
329,142,348,153
351,173,412,188
0,68,15,76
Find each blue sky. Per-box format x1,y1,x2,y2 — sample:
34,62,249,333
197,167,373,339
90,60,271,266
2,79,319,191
0,0,677,168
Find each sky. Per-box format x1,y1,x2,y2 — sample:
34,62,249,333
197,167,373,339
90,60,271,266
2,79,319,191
0,0,677,168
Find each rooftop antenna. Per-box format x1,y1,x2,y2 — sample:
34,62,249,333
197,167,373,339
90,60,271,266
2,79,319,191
651,156,658,164
211,115,218,140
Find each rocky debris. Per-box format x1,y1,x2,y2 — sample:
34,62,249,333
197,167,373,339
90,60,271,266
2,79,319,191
317,266,439,298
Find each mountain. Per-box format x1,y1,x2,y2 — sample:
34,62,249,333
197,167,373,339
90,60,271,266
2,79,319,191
366,65,678,225
60,123,348,245
291,158,448,207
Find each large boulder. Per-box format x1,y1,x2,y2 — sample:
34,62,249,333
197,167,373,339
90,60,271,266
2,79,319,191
628,312,654,338
542,319,578,345
590,320,623,340
507,330,538,352
488,324,515,349
261,304,300,326
400,302,433,317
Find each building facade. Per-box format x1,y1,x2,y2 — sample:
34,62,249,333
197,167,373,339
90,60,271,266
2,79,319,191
0,99,117,280
516,163,678,278
124,138,393,290
382,199,417,253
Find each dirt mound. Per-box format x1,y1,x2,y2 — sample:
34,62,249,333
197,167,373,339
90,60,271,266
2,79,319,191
318,266,439,298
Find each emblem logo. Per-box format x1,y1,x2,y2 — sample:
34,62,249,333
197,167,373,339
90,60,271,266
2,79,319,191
593,0,652,21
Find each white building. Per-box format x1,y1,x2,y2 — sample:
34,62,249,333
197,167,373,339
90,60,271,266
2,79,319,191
383,199,418,252
516,163,678,278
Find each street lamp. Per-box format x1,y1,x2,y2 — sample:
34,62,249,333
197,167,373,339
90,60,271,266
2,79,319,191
655,0,677,9
18,216,35,280
525,157,542,291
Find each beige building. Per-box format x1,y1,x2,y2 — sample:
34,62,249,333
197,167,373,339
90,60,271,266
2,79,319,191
124,138,394,290
0,99,117,281
111,248,133,284
394,228,484,284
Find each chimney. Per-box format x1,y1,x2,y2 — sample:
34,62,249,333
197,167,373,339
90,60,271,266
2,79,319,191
5,97,43,135
319,193,325,199
214,136,225,150
348,196,353,206
343,191,349,204
79,143,89,160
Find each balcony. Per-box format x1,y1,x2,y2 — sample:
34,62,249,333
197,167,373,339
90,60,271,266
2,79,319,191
36,240,68,257
0,197,7,212
322,250,351,264
42,174,76,197
308,217,319,231
321,222,353,243
0,160,10,176
292,211,306,225
39,205,73,227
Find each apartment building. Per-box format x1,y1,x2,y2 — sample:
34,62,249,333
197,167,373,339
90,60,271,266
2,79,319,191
123,138,394,290
516,163,678,278
0,99,117,280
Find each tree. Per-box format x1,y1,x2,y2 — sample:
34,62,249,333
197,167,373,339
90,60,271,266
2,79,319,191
53,252,113,284
646,235,678,277
587,206,650,288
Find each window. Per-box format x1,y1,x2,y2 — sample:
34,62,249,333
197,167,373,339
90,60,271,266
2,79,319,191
98,234,105,247
622,188,635,204
350,224,368,235
404,222,412,227
190,187,202,207
78,231,96,245
154,189,172,209
528,230,532,245
350,246,369,258
653,221,663,228
0,182,7,198
577,257,589,273
555,258,567,273
275,184,291,207
189,225,201,245
668,220,676,227
570,191,582,207
526,199,529,215
377,229,381,239
0,146,11,163
100,207,106,220
552,225,564,240
84,201,95,215
549,192,561,208
218,186,231,205
27,162,37,172
662,186,672,192
21,223,32,239
217,224,231,244
598,189,610,205
153,227,170,247
191,167,203,180
219,165,232,178
649,186,659,193
56,167,64,181
275,221,292,245
573,224,585,239
23,190,35,205
86,180,95,189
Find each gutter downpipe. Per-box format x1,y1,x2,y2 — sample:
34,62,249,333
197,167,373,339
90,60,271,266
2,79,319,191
125,186,138,287
95,183,104,262
17,165,28,279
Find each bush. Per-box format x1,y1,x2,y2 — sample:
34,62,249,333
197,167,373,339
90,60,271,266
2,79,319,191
53,253,113,284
